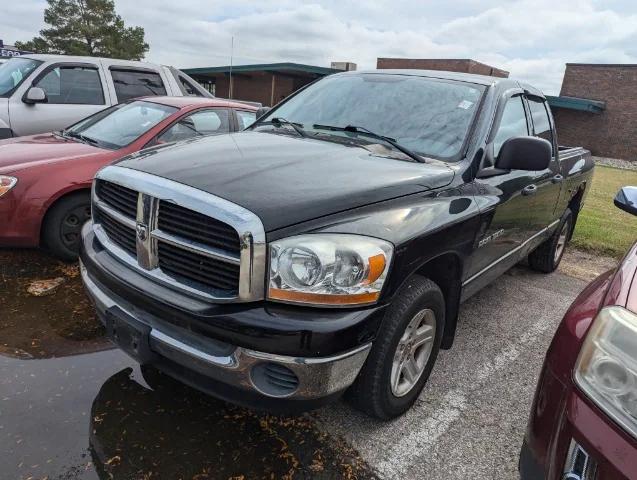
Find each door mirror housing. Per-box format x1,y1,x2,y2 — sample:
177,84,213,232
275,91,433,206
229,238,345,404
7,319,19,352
614,186,637,216
256,106,271,119
23,87,48,104
495,136,552,171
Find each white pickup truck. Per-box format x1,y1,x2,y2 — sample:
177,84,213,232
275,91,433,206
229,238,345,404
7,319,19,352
0,54,213,139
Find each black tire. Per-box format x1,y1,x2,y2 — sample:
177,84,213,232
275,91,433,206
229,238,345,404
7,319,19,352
42,192,91,261
347,275,445,419
528,208,573,273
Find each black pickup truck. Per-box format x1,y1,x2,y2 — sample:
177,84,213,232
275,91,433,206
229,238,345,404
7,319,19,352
80,69,593,419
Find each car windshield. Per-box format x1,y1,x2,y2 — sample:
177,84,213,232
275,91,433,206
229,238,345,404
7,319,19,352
0,57,42,97
259,73,485,161
65,100,178,149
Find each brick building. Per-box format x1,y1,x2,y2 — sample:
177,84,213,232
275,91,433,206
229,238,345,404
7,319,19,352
549,64,637,160
182,63,341,107
376,58,509,78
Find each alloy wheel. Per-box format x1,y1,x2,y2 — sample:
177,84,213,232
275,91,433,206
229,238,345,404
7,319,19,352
390,308,436,397
554,220,570,264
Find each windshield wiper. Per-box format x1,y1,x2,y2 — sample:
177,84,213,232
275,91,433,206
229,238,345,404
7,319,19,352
63,130,100,147
312,124,425,163
253,117,306,137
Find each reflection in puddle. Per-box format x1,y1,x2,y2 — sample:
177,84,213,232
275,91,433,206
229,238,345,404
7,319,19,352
90,366,373,479
1,350,374,480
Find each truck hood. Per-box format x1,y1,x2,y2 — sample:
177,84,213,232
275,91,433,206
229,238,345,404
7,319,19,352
0,133,106,173
116,131,455,231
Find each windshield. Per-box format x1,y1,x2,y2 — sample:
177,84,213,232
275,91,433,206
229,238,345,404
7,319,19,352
260,73,485,160
65,100,178,149
0,57,42,97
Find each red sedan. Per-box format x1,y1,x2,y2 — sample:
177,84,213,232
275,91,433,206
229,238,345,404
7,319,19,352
0,97,257,260
521,186,637,480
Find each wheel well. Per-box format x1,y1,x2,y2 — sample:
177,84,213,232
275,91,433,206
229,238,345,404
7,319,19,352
567,183,586,240
413,252,463,350
39,189,91,243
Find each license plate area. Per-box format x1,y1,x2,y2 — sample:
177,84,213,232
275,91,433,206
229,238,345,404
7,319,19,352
104,307,156,363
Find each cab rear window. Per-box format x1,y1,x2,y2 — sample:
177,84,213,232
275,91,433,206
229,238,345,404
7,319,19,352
111,69,167,102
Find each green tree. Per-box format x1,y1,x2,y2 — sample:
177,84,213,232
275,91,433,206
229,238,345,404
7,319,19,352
15,0,149,60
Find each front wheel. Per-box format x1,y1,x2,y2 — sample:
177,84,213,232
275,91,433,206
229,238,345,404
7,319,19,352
347,275,445,419
528,208,573,273
42,193,91,261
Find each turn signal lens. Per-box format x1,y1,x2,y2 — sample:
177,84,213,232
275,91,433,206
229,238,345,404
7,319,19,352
0,176,17,198
268,234,393,306
575,306,637,439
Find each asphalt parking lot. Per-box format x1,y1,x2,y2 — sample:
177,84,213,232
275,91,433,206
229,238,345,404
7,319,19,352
0,248,609,480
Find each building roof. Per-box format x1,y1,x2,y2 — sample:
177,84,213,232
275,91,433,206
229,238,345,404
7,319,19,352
546,95,606,114
353,69,514,86
377,58,509,75
565,63,637,68
182,62,341,76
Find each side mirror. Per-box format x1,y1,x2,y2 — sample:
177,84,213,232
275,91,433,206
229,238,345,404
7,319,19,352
23,87,48,104
495,136,552,171
614,186,637,216
256,106,271,119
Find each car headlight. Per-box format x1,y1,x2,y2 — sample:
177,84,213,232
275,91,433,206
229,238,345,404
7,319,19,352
268,234,393,306
575,306,637,438
0,175,17,197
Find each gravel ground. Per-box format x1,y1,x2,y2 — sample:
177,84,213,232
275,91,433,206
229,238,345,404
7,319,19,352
592,155,637,170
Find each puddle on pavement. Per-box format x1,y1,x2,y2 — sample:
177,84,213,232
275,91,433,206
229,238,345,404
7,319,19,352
1,249,109,359
1,250,376,479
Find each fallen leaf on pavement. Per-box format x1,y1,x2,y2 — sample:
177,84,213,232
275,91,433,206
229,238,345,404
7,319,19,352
27,278,65,297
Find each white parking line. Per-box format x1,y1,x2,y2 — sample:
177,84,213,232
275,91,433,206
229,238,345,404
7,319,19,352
375,310,556,478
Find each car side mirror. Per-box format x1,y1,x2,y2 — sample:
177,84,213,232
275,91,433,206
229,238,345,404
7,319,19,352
23,87,48,104
614,186,637,216
495,136,552,171
256,106,271,119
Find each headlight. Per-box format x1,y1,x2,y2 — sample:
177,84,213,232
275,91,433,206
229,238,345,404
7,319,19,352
0,175,17,197
575,306,637,438
268,234,393,306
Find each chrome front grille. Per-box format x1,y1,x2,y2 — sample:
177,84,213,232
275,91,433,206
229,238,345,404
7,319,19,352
157,201,241,254
98,207,137,256
157,240,240,291
90,167,266,303
563,440,596,480
96,180,138,218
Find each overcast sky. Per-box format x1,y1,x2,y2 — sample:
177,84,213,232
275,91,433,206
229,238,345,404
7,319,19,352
4,0,637,94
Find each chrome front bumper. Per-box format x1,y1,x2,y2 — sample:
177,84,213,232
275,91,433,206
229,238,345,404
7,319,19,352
80,260,372,401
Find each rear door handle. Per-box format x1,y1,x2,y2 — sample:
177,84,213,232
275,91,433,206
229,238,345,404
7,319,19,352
522,184,538,196
552,174,564,184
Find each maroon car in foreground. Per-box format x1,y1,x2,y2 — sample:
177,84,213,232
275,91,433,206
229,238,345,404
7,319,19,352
521,185,637,480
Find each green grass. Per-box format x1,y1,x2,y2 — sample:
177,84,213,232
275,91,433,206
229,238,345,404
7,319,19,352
570,165,637,258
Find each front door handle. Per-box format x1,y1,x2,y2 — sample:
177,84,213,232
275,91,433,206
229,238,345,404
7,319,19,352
522,184,538,196
552,174,564,184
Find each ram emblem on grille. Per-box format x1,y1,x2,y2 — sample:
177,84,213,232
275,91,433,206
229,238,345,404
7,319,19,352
136,223,148,242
